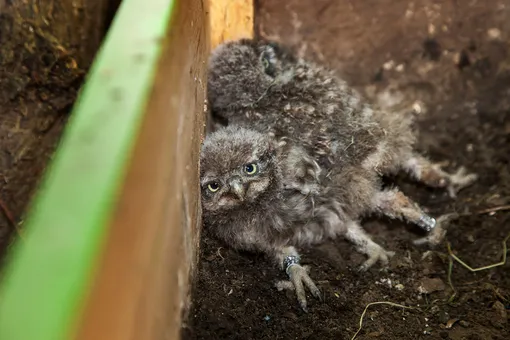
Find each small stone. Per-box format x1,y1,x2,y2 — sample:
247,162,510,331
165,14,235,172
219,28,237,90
492,301,507,319
445,318,459,329
416,277,446,294
428,24,436,35
383,60,395,70
412,101,423,114
487,28,502,40
283,312,298,320
459,320,470,328
367,329,384,337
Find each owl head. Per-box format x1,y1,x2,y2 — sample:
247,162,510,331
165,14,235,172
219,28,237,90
200,126,281,214
208,39,296,116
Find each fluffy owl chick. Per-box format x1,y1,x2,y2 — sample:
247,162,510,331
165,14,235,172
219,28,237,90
201,125,395,311
203,39,477,309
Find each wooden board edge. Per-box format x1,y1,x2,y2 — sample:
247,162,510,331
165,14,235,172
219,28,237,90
0,0,180,339
73,0,209,338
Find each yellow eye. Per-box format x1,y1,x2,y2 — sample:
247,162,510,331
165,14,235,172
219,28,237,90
262,57,270,70
207,182,220,192
244,163,258,175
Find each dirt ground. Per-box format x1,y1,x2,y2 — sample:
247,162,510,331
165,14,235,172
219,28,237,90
183,1,510,339
0,31,82,259
0,1,119,260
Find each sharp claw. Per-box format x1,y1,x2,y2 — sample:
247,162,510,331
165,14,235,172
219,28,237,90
301,269,321,301
310,287,322,301
300,302,309,313
447,186,457,198
286,264,321,311
358,246,393,271
446,167,478,197
306,280,322,301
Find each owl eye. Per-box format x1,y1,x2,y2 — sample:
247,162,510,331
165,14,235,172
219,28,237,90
244,163,258,175
260,53,275,77
207,182,220,193
262,57,270,70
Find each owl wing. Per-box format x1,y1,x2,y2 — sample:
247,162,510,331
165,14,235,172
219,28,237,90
277,140,322,196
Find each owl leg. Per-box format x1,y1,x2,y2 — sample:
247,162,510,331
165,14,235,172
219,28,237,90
344,220,395,271
402,154,477,198
372,188,454,246
273,246,322,312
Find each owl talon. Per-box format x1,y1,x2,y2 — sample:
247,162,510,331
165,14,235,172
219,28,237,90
358,246,395,272
404,157,477,198
446,167,478,198
276,264,321,312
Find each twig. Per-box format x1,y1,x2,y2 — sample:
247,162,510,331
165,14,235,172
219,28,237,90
216,247,225,260
475,204,510,215
351,302,418,340
0,198,24,240
445,233,510,304
0,198,15,227
447,233,510,272
344,136,355,151
446,255,457,303
458,204,510,217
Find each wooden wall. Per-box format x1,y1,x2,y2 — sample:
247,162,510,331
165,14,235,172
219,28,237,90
0,0,209,339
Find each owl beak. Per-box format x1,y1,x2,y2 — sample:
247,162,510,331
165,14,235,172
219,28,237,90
229,180,245,200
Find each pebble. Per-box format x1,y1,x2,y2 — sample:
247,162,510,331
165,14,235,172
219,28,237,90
383,60,395,70
395,283,405,291
492,301,507,319
459,320,470,328
416,277,446,294
487,28,502,40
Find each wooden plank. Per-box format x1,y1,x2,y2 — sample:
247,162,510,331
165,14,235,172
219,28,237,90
74,0,208,338
209,0,254,49
0,0,208,339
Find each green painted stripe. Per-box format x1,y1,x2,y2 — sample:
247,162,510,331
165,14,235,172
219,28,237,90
0,0,177,339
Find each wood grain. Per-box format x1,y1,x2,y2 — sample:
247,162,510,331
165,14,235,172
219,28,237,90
74,0,208,339
209,0,254,49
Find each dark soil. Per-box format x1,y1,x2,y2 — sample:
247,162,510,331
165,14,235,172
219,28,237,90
183,1,510,339
0,27,81,257
0,0,114,259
